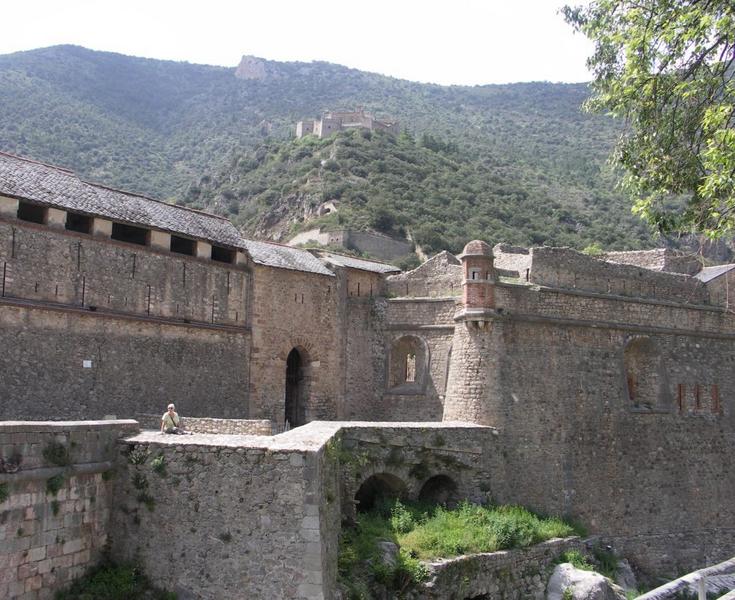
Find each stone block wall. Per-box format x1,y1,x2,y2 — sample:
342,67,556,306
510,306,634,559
0,303,250,420
443,279,735,577
0,220,249,327
0,420,138,600
110,425,342,600
134,414,273,435
387,251,462,298
248,265,342,424
422,537,584,600
529,246,709,304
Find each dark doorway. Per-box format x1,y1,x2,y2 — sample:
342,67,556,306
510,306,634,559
285,348,305,428
354,473,408,513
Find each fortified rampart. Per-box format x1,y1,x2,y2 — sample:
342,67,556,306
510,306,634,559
2,150,735,597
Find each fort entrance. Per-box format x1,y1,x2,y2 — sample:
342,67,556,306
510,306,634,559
285,347,309,427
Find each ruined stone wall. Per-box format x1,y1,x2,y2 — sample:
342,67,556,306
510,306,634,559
422,537,584,600
604,248,702,275
0,219,248,326
248,265,342,424
444,282,735,576
529,246,709,304
386,251,462,298
0,420,138,599
0,303,250,420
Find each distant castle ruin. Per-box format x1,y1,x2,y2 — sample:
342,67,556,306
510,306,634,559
296,108,399,138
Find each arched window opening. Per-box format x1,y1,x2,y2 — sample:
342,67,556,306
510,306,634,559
388,335,428,391
354,473,408,513
624,337,665,410
418,475,460,508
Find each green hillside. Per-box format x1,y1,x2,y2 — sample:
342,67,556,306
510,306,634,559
183,129,652,255
0,44,658,252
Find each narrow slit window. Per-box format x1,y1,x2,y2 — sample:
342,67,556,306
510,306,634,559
405,353,416,383
111,223,149,246
211,245,235,263
65,212,92,234
170,235,196,256
17,201,47,224
712,385,720,414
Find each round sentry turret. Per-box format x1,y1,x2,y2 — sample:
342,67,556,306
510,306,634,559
459,240,493,259
459,240,496,309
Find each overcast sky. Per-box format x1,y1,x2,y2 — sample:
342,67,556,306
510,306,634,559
1,0,594,86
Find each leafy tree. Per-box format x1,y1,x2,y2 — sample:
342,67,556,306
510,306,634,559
564,1,735,238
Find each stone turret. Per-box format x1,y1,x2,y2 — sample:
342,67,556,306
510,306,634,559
443,240,503,425
457,240,496,328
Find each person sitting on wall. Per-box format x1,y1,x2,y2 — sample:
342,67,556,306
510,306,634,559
161,403,184,434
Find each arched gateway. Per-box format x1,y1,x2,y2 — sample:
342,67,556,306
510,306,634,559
285,347,309,427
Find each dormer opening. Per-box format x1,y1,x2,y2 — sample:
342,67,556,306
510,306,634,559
65,212,92,234
111,222,149,246
170,235,196,256
17,201,47,224
211,245,235,263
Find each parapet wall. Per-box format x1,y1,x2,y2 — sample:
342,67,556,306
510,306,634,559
0,420,138,599
529,246,709,304
386,251,462,298
135,413,273,435
423,537,584,599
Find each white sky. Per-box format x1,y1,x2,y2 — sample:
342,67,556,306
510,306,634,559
1,0,594,86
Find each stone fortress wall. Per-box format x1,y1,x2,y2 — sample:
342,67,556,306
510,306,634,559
3,151,735,597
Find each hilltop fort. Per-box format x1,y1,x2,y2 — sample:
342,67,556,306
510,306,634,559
0,150,734,599
296,108,399,138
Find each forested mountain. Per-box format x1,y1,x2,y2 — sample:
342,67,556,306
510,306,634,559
0,44,657,253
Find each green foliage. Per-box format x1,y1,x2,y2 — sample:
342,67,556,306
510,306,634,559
51,499,60,516
151,455,167,477
582,242,604,256
46,474,65,496
0,482,8,503
592,544,619,580
43,441,71,467
54,561,176,600
0,45,657,256
127,446,149,465
191,129,653,254
562,588,574,600
559,549,593,571
338,499,581,598
564,0,735,239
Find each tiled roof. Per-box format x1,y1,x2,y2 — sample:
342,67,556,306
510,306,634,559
694,264,735,283
241,239,335,276
314,251,400,274
0,151,242,247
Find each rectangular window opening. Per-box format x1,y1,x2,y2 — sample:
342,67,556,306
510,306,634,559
17,201,47,224
170,235,196,256
65,212,92,234
111,222,149,246
211,245,235,263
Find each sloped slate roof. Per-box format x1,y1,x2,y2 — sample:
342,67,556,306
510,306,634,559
694,264,735,283
0,152,242,247
314,251,400,274
241,239,334,276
